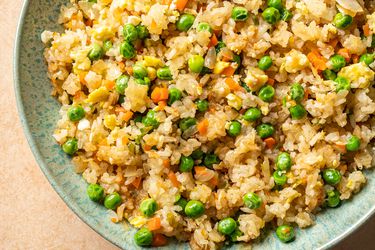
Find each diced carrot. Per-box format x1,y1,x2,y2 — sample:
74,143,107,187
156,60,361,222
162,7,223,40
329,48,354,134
263,137,276,149
163,159,170,168
307,50,327,71
125,66,133,75
225,77,241,91
335,143,347,153
85,19,93,27
152,233,168,247
131,177,142,189
363,23,370,37
103,80,115,90
222,66,236,77
194,166,207,175
304,89,310,100
158,101,167,111
208,175,218,187
208,34,218,48
117,61,125,71
197,119,209,135
123,111,134,122
122,136,129,145
143,144,152,151
267,78,275,86
151,87,169,103
337,48,351,63
147,217,162,231
168,172,180,187
176,0,189,11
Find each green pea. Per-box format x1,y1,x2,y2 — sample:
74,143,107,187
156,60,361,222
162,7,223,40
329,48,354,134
67,105,85,122
135,77,150,86
88,43,104,61
203,154,219,169
256,123,275,139
136,25,150,40
191,149,204,160
326,189,341,208
258,85,275,102
281,9,293,21
273,170,287,186
140,198,158,217
184,200,205,218
276,225,295,243
176,14,195,32
346,135,361,152
200,66,212,76
276,152,292,171
333,13,353,29
243,192,262,209
359,53,374,66
215,41,226,54
322,69,337,81
134,228,153,246
142,110,160,129
289,104,307,120
329,54,346,71
243,107,261,122
120,41,136,59
188,55,205,73
230,229,244,242
180,156,194,172
123,24,138,43
87,184,104,202
218,218,237,235
168,88,182,105
104,192,122,210
267,0,283,10
157,67,173,80
334,76,351,92
227,121,242,137
196,99,209,112
179,117,197,132
118,95,125,104
322,169,341,185
258,55,273,70
262,7,281,25
197,22,212,33
62,138,78,155
133,64,148,79
115,75,130,94
175,197,188,212
231,6,249,22
290,83,304,102
133,114,143,123
103,40,113,52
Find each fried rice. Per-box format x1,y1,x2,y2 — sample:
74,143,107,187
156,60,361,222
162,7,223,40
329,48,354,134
41,0,375,248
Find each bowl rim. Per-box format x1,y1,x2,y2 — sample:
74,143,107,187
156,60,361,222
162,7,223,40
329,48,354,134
13,0,375,249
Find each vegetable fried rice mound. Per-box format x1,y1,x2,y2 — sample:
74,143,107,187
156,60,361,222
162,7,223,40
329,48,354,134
42,0,375,248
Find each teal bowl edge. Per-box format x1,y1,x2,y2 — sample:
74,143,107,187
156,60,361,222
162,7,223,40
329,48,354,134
13,0,375,249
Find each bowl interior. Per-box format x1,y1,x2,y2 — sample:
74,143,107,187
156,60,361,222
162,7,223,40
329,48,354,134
14,0,375,249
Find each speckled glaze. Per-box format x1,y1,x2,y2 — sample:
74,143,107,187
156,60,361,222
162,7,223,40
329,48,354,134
13,0,375,249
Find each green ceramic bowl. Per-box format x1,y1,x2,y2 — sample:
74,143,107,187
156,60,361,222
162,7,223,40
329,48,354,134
14,0,375,249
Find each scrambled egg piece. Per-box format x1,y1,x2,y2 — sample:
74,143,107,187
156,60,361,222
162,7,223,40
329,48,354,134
338,62,374,89
92,25,115,41
226,93,242,110
284,49,309,73
243,67,268,91
104,114,117,130
125,78,149,112
86,86,110,103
